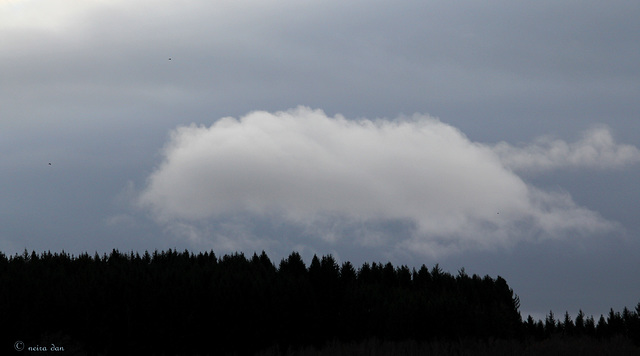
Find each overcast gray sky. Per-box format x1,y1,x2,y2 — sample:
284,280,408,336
2,0,639,320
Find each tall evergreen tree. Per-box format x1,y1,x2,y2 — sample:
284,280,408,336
562,311,575,336
575,310,586,335
545,311,557,335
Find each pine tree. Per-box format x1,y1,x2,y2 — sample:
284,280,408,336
562,311,574,336
397,265,412,289
412,265,432,289
607,308,624,336
340,261,356,285
575,310,586,335
545,310,557,335
596,315,608,337
585,315,597,336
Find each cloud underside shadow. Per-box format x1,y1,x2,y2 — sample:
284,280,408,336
138,107,635,256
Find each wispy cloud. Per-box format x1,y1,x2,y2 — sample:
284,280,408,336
493,126,640,173
138,107,625,256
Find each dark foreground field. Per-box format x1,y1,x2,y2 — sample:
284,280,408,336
256,337,640,356
1,250,638,355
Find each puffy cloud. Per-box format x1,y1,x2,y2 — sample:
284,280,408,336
494,126,640,173
138,107,621,256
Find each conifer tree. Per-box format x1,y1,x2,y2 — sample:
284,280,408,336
545,311,557,335
585,315,597,336
575,310,586,335
562,311,574,336
596,315,608,337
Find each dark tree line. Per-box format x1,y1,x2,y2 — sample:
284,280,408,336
0,249,637,355
523,307,640,342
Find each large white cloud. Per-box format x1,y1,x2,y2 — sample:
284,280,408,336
138,107,624,256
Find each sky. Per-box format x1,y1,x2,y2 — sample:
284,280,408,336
2,0,639,321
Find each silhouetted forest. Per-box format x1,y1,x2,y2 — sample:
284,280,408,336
1,249,638,355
